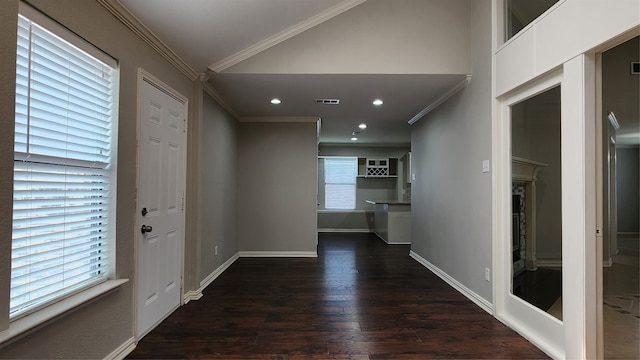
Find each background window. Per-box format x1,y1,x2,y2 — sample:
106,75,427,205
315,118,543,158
11,11,117,319
324,157,357,210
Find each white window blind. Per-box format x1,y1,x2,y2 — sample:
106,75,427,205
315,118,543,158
11,12,116,319
324,157,357,210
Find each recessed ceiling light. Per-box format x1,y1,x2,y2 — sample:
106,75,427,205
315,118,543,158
350,137,358,141
270,98,281,105
358,123,367,129
372,99,383,106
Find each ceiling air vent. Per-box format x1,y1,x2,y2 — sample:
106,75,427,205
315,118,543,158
314,98,340,105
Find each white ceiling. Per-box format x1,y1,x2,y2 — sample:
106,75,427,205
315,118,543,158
118,0,468,145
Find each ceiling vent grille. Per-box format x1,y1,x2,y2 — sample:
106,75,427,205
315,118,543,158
315,99,340,105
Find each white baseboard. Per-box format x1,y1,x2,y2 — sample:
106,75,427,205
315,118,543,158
183,290,203,304
104,337,136,360
239,251,317,257
409,250,493,314
494,313,563,360
200,252,240,289
536,259,562,268
374,233,410,245
317,228,374,233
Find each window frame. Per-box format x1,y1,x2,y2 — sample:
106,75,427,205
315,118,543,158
323,156,358,210
0,2,125,342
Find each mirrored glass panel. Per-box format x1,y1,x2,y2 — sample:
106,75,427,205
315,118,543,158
601,36,640,360
505,0,559,41
510,86,562,321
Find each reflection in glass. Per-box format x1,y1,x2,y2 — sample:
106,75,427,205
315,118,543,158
510,86,562,321
504,0,559,41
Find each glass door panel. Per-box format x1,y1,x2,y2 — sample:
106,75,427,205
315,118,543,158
510,86,563,321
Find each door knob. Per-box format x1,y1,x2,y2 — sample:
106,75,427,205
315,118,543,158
141,225,153,234
141,207,148,216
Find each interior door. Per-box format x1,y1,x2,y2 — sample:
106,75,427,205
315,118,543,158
136,73,186,339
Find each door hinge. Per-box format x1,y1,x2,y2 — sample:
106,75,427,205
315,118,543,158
183,118,187,133
181,194,185,211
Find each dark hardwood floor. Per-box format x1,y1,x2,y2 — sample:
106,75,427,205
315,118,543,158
127,233,548,359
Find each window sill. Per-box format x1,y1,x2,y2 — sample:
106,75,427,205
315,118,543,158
0,279,128,348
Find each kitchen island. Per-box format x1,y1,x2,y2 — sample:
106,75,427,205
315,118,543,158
365,200,411,244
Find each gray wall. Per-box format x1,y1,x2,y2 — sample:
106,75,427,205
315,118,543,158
511,87,563,261
617,146,640,233
0,0,195,358
238,122,318,253
199,93,239,281
410,0,492,303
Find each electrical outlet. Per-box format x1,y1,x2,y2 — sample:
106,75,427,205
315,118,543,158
215,246,218,255
482,160,490,173
484,268,491,282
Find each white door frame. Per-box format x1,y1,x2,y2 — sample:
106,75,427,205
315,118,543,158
493,55,598,359
493,68,565,359
134,68,188,339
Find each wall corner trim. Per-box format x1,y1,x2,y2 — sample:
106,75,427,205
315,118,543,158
409,250,493,314
408,75,472,125
97,0,198,80
239,251,318,258
104,337,136,360
183,252,240,304
317,228,374,233
182,291,203,304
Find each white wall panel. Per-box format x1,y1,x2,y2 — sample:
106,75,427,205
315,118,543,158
496,0,640,96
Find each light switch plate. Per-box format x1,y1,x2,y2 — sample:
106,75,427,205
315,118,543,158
482,160,490,173
411,173,416,181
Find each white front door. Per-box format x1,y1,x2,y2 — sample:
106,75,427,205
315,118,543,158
136,72,187,339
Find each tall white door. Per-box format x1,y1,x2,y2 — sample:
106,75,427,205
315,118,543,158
136,74,186,339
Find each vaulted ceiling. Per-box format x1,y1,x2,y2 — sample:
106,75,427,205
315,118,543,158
117,0,472,145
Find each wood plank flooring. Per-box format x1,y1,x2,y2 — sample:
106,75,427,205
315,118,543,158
127,233,548,359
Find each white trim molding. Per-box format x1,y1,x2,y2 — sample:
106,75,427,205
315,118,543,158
408,75,472,125
104,337,136,360
97,0,198,80
239,251,318,258
536,259,563,268
317,228,374,233
239,116,321,123
208,0,367,72
199,253,240,298
409,251,493,314
182,290,203,304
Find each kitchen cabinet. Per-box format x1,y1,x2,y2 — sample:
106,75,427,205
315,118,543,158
357,157,398,178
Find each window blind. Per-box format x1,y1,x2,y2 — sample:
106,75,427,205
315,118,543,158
324,157,357,210
11,13,115,319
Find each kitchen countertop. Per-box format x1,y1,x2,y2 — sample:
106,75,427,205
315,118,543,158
365,200,411,206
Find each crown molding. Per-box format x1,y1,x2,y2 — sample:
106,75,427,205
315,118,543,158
208,0,367,73
408,75,472,125
239,116,320,123
97,0,198,81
